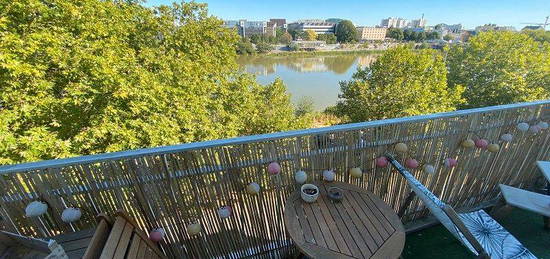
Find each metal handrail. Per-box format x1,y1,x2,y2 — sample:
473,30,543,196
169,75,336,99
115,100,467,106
1,99,548,174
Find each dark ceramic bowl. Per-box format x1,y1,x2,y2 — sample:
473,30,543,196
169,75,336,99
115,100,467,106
327,187,343,202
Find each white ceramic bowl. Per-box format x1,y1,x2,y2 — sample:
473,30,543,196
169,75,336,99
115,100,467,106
300,184,319,203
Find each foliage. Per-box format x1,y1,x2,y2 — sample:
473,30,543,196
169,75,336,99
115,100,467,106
387,28,404,41
522,29,550,44
443,34,454,41
276,28,292,44
294,96,315,117
335,20,357,43
305,30,317,41
288,42,300,51
447,31,550,108
427,31,441,40
336,46,463,122
237,38,256,55
255,42,272,53
0,0,305,164
288,28,306,40
317,33,337,44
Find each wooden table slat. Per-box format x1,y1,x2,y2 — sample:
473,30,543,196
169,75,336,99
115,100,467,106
284,182,405,259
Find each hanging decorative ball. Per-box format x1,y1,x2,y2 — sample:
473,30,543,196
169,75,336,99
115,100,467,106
405,158,419,169
423,164,436,174
349,167,363,178
61,207,81,223
375,157,389,168
294,171,307,184
187,222,202,236
474,139,489,149
444,158,458,168
246,182,260,195
25,201,48,217
394,143,408,153
323,170,335,182
218,206,232,219
500,133,513,142
149,228,165,242
461,139,475,148
517,122,530,132
267,162,281,175
487,144,500,153
538,121,549,129
529,125,542,133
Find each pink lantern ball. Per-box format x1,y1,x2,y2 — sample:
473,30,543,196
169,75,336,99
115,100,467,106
267,162,281,175
529,125,542,133
405,158,419,169
444,158,458,168
149,228,165,242
474,139,489,149
375,157,389,168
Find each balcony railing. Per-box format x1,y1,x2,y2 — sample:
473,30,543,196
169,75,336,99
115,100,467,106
1,100,550,258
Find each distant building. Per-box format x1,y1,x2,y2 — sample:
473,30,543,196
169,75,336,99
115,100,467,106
409,18,427,28
522,25,544,31
325,18,344,24
224,20,271,37
475,24,516,32
288,21,336,34
356,27,387,41
380,17,408,28
434,23,463,36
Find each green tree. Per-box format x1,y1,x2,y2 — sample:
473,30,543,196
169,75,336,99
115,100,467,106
336,46,463,121
0,0,305,164
443,34,454,41
255,42,272,53
522,29,550,44
237,38,256,55
335,20,357,43
447,31,550,108
276,28,292,44
427,31,441,40
387,28,404,41
305,30,317,41
317,33,337,44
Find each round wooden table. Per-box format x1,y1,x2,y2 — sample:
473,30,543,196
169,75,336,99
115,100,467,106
284,182,405,259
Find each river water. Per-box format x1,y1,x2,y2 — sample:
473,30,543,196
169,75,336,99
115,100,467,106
237,53,379,111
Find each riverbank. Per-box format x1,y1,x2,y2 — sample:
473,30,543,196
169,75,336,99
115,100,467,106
260,49,385,57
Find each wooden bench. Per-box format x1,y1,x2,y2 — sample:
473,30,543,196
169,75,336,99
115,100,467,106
498,184,550,229
82,211,166,259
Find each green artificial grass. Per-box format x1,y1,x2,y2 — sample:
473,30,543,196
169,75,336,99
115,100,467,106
403,208,550,259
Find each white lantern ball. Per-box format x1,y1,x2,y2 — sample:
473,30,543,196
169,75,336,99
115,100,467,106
246,182,260,195
218,206,232,219
423,164,435,174
530,125,542,133
61,207,82,223
294,171,307,184
395,143,408,153
538,121,549,129
323,170,335,182
25,201,48,217
349,167,363,178
187,223,202,235
500,133,513,142
517,122,529,132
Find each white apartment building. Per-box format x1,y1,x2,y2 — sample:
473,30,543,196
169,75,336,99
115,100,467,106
409,18,427,28
356,27,387,41
380,17,409,28
224,20,269,37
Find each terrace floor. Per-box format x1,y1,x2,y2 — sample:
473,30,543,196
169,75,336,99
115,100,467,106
402,208,550,259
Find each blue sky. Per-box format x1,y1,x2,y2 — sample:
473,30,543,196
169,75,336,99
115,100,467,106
144,0,550,30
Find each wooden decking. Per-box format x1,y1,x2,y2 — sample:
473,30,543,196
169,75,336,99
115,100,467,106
52,228,96,258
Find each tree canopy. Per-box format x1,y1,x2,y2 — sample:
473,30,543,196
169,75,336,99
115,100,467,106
447,31,550,108
336,46,463,121
0,0,306,164
317,33,337,44
335,20,357,43
305,30,317,41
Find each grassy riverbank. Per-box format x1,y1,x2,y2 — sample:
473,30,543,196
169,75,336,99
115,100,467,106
258,49,386,57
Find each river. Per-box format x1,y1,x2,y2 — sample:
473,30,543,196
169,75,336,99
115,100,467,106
237,53,379,111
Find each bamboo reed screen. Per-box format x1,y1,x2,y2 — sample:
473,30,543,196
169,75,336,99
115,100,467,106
1,101,550,258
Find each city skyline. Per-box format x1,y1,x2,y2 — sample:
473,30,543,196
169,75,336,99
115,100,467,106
143,0,550,30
